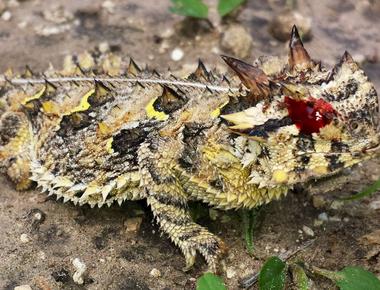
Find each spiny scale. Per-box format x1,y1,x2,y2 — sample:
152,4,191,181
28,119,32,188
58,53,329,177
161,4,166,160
0,25,379,273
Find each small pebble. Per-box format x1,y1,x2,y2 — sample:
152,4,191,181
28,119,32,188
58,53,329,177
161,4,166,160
98,42,110,53
220,24,253,58
17,21,28,29
314,219,324,227
149,268,161,278
353,54,366,65
14,285,32,290
8,0,19,8
37,26,62,36
269,10,312,42
211,46,220,54
302,225,315,237
38,251,46,260
329,216,342,222
20,233,30,243
1,10,12,21
102,1,115,13
318,212,329,222
312,195,326,208
330,200,344,210
171,48,184,62
158,40,170,54
52,269,70,283
124,216,143,234
226,267,236,279
72,258,87,285
34,212,43,221
160,28,174,39
369,200,380,210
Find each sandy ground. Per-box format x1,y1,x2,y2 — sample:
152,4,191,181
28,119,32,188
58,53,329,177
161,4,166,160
0,0,380,289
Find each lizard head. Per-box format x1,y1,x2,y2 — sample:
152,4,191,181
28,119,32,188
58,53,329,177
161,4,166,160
222,25,379,188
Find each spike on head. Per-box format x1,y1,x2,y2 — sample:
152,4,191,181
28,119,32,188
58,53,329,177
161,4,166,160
288,25,312,71
327,50,359,81
339,50,359,71
221,55,270,100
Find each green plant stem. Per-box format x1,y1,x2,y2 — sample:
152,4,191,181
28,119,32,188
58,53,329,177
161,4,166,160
241,207,262,255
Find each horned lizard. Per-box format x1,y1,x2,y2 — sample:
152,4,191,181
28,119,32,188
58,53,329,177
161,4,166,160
0,26,379,272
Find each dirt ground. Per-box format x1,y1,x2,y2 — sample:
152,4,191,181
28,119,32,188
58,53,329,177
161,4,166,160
0,0,380,289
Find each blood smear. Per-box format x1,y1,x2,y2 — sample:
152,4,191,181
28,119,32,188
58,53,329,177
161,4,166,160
284,96,337,134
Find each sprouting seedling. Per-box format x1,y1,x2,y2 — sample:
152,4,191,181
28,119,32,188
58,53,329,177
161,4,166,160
196,272,227,290
240,255,380,290
169,0,209,19
169,0,246,19
341,177,380,201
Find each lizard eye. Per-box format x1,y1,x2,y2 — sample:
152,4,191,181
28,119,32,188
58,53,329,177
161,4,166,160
351,122,359,130
349,121,362,133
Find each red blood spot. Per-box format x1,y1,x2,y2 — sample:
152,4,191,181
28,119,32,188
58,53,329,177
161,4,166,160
284,96,337,134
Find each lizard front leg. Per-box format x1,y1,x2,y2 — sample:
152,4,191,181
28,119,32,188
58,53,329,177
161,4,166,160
138,138,227,272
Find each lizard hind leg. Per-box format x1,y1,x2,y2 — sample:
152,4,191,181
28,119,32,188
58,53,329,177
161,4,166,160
0,111,33,190
139,140,227,272
147,195,227,272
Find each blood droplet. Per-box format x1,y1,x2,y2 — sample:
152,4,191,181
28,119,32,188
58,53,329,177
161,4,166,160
284,96,337,134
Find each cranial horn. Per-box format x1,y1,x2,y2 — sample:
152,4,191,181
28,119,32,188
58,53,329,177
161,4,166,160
288,25,313,70
221,55,270,100
327,51,359,81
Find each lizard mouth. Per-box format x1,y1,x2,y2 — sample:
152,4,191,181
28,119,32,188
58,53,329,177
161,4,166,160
363,142,380,154
302,167,354,195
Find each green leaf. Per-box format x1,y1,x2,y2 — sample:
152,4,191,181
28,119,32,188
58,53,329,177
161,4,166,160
217,0,245,17
196,273,227,290
291,264,309,290
259,256,288,290
169,0,208,18
341,178,380,201
337,267,380,290
314,266,380,290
